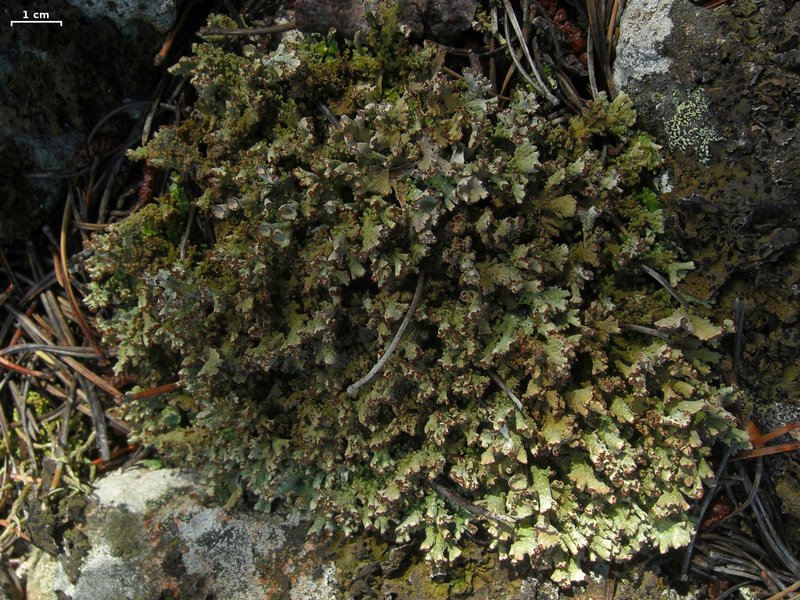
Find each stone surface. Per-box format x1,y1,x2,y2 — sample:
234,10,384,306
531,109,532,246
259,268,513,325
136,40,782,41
0,0,165,240
613,0,800,408
24,467,324,600
294,0,478,42
64,0,175,34
613,0,674,89
22,467,700,599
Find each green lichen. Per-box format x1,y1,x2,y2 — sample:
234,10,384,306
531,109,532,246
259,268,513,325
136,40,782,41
86,13,748,583
664,89,722,164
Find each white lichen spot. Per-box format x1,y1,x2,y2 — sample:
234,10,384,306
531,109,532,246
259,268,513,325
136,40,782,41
91,468,195,514
178,507,289,600
657,169,673,194
664,89,722,164
289,563,340,600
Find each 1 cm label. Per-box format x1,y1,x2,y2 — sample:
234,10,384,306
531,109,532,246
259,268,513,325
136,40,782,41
23,10,51,19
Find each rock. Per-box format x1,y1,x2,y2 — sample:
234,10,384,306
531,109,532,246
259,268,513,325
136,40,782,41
26,467,647,599
294,0,478,43
613,0,674,90
24,467,335,600
0,0,167,240
613,0,800,407
64,0,175,35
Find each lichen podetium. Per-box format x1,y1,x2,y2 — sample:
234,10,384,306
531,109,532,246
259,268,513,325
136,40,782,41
85,10,749,584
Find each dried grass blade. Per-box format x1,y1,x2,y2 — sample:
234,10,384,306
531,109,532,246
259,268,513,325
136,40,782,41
0,376,14,460
59,191,102,356
80,378,110,462
0,246,21,294
0,344,99,359
639,263,689,308
60,355,121,399
73,403,130,435
502,1,559,105
8,381,37,476
767,579,800,600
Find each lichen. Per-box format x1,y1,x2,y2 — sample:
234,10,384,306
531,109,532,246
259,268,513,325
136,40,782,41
85,12,748,583
663,89,722,164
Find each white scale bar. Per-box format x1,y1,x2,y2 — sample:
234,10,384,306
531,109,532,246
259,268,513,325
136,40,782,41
11,20,63,26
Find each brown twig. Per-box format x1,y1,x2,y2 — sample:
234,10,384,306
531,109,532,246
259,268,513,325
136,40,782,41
128,381,182,400
60,355,121,399
154,0,202,65
198,21,297,37
430,481,518,525
60,191,103,357
0,357,45,378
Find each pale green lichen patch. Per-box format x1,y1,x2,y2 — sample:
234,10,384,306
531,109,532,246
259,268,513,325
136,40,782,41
86,12,748,583
664,89,722,164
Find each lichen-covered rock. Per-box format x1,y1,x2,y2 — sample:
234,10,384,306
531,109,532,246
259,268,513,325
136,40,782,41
23,468,322,600
85,12,748,583
613,0,800,408
0,0,163,240
65,0,175,34
294,0,477,42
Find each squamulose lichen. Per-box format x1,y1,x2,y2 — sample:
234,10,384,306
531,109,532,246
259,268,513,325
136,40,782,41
85,11,749,584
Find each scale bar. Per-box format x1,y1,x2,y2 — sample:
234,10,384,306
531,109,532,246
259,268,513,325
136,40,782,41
10,20,63,26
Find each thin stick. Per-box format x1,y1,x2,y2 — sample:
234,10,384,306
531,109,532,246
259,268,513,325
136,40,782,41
154,0,200,65
179,205,196,260
347,272,425,397
638,263,689,308
0,246,21,294
0,284,14,309
85,101,150,148
8,381,37,476
488,370,524,411
198,21,297,36
43,251,76,346
81,378,110,461
619,323,669,339
129,381,181,400
0,375,14,460
73,402,130,435
586,27,599,100
430,481,517,525
681,443,732,579
767,579,800,600
0,357,45,378
60,190,103,356
61,355,122,399
97,155,124,226
502,1,558,105
0,519,30,542
0,344,100,359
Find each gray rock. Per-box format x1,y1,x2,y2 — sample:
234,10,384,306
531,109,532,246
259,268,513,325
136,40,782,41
613,0,674,90
64,0,175,34
613,0,800,408
0,0,165,240
24,467,337,600
294,0,478,43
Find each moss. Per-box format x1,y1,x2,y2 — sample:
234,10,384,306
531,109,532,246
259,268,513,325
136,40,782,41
101,509,149,561
87,10,748,584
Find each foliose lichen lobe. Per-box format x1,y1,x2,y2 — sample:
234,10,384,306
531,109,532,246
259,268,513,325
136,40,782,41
86,12,748,583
